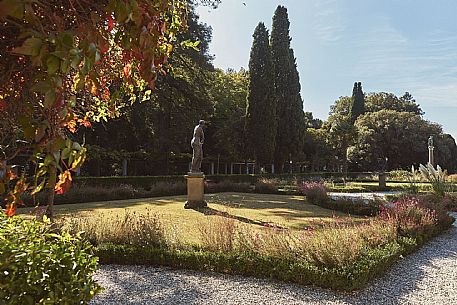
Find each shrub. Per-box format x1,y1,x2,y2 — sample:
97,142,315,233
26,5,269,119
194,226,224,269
0,213,102,304
323,198,382,216
61,210,165,247
379,197,438,238
442,193,457,211
254,178,279,194
23,182,187,206
295,220,397,268
206,181,251,193
199,216,236,252
388,169,414,181
402,165,421,195
419,163,449,197
298,181,328,205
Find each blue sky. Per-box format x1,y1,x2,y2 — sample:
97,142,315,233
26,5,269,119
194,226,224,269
196,0,457,138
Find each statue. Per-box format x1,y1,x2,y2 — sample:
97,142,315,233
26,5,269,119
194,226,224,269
428,136,434,147
190,120,205,173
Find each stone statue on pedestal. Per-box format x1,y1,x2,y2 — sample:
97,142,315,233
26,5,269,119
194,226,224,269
428,136,434,147
185,120,207,209
190,120,205,173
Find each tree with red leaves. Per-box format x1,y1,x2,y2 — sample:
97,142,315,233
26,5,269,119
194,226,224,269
0,0,189,217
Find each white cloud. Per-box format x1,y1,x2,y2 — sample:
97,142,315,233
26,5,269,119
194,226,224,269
352,17,457,108
312,0,345,44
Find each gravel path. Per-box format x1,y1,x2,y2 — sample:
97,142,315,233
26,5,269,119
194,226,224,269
328,191,402,201
90,214,457,305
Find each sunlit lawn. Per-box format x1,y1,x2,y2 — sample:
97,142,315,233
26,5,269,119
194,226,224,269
18,192,362,244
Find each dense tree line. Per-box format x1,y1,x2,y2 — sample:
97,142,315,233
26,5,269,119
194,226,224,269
78,5,457,176
80,5,249,175
306,84,457,173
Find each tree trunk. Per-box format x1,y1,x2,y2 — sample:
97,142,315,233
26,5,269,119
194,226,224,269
46,163,57,219
342,142,348,177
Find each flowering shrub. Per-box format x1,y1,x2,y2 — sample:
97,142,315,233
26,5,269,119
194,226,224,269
379,197,437,237
298,181,328,204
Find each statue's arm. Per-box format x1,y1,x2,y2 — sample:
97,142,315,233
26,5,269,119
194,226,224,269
200,128,205,144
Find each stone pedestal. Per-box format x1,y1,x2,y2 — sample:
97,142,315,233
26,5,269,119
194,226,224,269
428,146,435,167
184,172,207,209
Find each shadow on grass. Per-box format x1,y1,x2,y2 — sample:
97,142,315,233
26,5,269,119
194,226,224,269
192,206,284,229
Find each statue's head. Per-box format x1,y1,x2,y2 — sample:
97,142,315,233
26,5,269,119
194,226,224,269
199,120,205,126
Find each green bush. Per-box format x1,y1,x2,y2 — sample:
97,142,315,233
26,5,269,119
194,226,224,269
23,181,187,206
94,238,409,291
206,181,252,193
254,178,279,194
320,198,383,216
0,213,102,304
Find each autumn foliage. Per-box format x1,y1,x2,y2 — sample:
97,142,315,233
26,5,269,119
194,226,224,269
0,0,189,216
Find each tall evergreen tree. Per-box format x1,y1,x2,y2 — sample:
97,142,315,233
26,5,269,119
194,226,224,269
271,5,304,171
287,48,306,160
245,22,277,167
350,81,365,124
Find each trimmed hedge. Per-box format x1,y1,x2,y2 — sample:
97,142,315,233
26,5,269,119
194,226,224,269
94,236,420,291
316,198,383,216
74,172,378,188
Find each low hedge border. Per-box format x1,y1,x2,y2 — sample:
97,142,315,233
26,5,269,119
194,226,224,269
94,240,408,291
94,214,454,292
95,227,454,292
74,172,381,188
313,198,383,216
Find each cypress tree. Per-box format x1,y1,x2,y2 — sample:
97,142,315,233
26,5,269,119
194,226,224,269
350,81,365,124
271,5,304,171
245,22,277,167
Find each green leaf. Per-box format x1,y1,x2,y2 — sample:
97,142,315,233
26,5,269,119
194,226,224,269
30,180,45,195
0,183,5,194
12,37,42,56
44,154,54,166
72,142,81,151
44,90,56,108
114,0,130,22
62,147,71,159
60,32,74,49
32,81,52,94
53,151,61,162
46,55,60,75
54,136,66,150
71,53,82,69
61,58,70,73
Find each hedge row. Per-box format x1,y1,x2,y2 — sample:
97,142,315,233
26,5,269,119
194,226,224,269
94,233,436,291
74,172,380,188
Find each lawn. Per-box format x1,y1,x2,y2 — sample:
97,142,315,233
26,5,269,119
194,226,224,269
18,192,361,244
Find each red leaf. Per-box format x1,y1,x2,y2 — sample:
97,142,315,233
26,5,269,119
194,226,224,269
107,14,115,32
55,170,72,195
0,100,6,111
5,203,16,217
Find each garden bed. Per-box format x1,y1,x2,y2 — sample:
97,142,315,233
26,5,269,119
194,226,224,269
53,193,455,291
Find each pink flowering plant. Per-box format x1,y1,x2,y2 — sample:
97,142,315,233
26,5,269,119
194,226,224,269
379,197,438,237
298,181,328,204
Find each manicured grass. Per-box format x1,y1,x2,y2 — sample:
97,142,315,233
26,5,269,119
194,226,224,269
18,192,361,244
